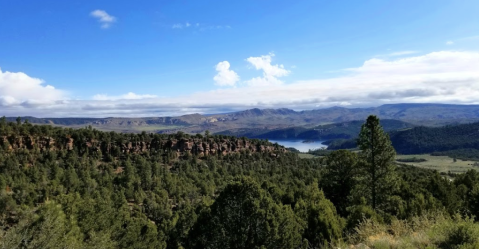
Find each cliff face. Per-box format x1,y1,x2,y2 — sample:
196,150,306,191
0,135,286,158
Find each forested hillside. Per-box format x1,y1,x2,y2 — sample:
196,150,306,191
2,116,479,248
389,122,479,154
327,122,479,160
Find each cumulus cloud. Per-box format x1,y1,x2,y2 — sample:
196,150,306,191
245,53,290,86
0,96,17,107
0,68,65,108
446,41,454,45
213,61,240,86
90,10,116,29
2,51,479,117
92,92,157,101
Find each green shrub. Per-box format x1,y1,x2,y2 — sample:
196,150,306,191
295,182,345,247
346,199,384,231
434,215,479,249
396,157,427,163
339,212,479,249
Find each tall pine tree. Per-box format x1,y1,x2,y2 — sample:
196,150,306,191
357,115,398,211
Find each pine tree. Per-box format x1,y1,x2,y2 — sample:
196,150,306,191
357,115,398,211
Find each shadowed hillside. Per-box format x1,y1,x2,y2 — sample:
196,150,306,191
389,122,479,155
220,119,414,140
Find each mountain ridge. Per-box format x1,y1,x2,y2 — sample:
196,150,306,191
5,103,479,134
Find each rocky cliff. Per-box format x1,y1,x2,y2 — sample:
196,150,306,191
0,135,286,158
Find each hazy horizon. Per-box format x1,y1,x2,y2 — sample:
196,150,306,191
4,102,479,119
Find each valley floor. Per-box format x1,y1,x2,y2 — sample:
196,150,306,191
395,154,479,173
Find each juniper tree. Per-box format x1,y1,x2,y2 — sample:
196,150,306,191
187,177,303,249
321,149,359,216
295,182,344,247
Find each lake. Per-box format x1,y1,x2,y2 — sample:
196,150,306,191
268,140,327,152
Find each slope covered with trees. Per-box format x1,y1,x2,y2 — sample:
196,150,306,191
327,121,479,160
389,122,479,155
1,116,479,248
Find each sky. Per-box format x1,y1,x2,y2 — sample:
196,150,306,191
1,0,479,117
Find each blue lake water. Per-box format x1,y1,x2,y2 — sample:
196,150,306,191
268,140,327,152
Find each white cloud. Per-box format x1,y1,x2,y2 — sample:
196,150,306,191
446,41,454,45
245,75,284,86
174,23,231,31
245,53,290,86
90,10,116,29
0,68,66,107
92,92,157,101
0,96,18,106
172,22,194,29
213,61,240,86
172,23,183,29
3,51,479,117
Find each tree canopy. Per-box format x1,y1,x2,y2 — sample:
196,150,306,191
1,116,479,248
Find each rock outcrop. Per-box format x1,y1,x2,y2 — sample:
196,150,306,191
0,135,286,158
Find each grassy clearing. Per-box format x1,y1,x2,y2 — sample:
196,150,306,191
331,213,479,249
395,154,479,173
297,153,319,159
298,153,479,173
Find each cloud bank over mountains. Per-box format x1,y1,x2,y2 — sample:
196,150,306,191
92,92,158,101
0,68,66,107
1,51,479,117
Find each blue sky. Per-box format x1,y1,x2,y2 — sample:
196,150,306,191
1,0,479,117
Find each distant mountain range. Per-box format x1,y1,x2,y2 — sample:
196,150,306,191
217,119,414,141
5,103,479,135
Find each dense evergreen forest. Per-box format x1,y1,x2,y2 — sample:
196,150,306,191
389,122,479,156
328,122,479,160
2,116,479,248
